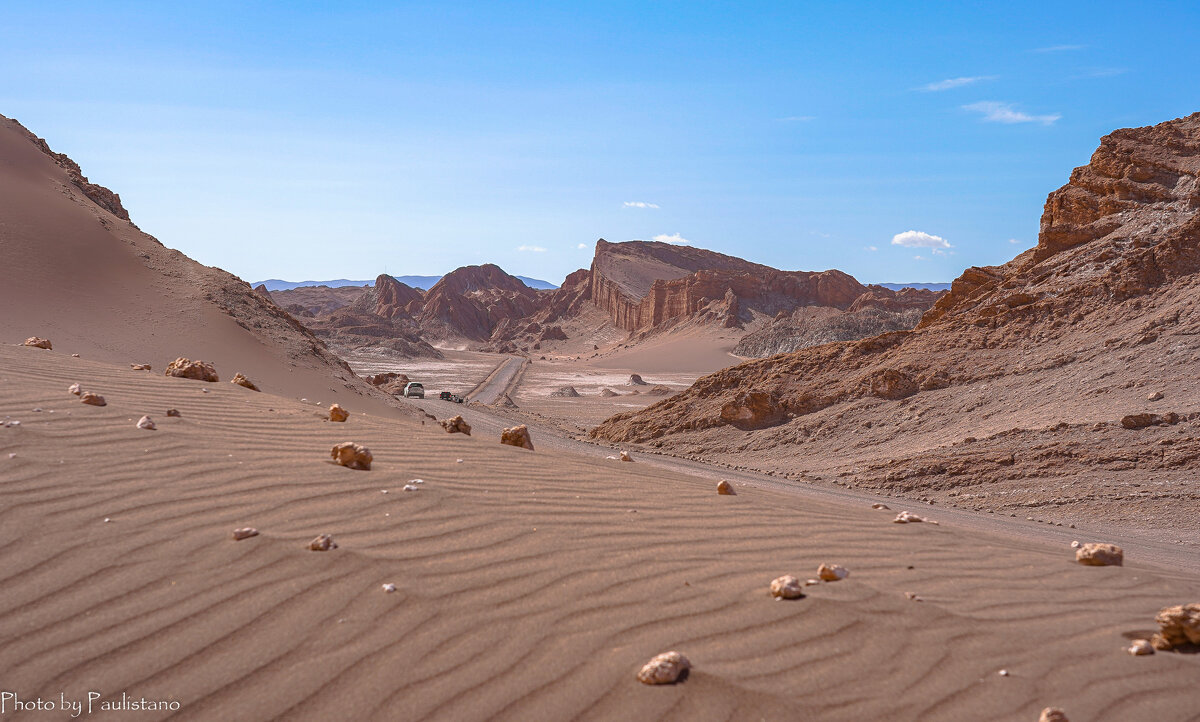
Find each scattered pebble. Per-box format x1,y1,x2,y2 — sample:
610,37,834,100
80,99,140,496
402,484,419,492
1128,639,1155,656
998,669,1009,677
80,392,106,407
380,489,388,494
1075,542,1123,567
1040,708,1069,722
769,575,805,599
166,409,181,417
71,353,80,358
456,459,463,464
232,527,259,541
136,415,156,430
1070,540,1080,548
1148,391,1164,401
871,503,890,510
130,363,151,371
619,450,634,462
32,407,42,413
817,563,849,582
382,583,397,593
103,518,111,523
893,511,937,524
637,651,690,685
7,453,14,459
308,534,337,551
2,420,19,428
905,592,923,601
231,372,260,391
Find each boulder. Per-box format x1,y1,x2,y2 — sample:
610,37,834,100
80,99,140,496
636,651,690,685
130,363,151,371
501,425,534,450
308,534,338,551
1075,542,1123,566
439,415,472,435
365,371,409,387
232,527,259,541
629,374,647,385
817,563,849,581
330,442,373,470
1151,602,1200,650
68,383,81,396
80,392,106,406
23,337,51,350
769,575,804,599
549,385,580,397
719,390,784,430
165,357,219,382
893,511,936,524
328,403,349,422
1121,413,1159,429
871,503,890,510
619,450,633,462
136,415,156,430
716,480,736,495
231,372,260,391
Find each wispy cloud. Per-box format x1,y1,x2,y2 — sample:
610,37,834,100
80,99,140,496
1008,238,1022,244
1070,67,1127,79
865,245,879,252
652,233,691,245
517,245,546,253
577,243,588,250
777,115,816,122
918,75,996,92
963,101,1060,125
1032,44,1086,53
623,201,660,209
892,230,952,256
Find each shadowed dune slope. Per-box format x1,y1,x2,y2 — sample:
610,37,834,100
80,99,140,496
0,114,411,419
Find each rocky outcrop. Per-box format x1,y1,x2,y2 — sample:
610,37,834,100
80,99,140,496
500,424,534,450
165,358,219,382
1075,542,1124,566
330,442,372,470
23,337,52,349
419,264,541,342
231,372,260,391
439,415,471,434
328,403,349,422
1152,602,1200,650
9,117,132,222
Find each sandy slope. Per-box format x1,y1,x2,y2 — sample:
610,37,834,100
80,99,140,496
2,343,1198,721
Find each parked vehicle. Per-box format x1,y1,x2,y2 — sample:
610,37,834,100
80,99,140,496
403,382,425,399
439,391,453,401
451,394,464,403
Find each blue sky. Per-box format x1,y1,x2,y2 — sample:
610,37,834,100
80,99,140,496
2,2,1197,285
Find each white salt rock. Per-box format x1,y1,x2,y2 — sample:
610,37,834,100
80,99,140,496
402,484,419,492
136,416,156,430
382,583,397,593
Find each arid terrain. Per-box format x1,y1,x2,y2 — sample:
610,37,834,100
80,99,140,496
2,108,1199,722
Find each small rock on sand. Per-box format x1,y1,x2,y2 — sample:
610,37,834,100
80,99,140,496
500,425,534,450
1147,391,1164,401
716,480,736,495
166,408,181,417
23,337,52,350
68,383,82,396
629,374,647,386
893,511,936,524
646,385,673,396
165,357,219,382
872,503,890,510
599,388,619,397
769,575,804,599
330,442,373,470
1075,542,1123,566
382,583,397,593
1039,709,1069,722
130,363,151,371
136,415,156,430
232,527,259,541
309,534,337,551
1151,602,1200,650
80,392,106,407
231,372,260,391
328,403,349,422
619,450,633,462
1128,639,1155,656
637,651,689,685
817,563,849,581
439,415,471,435
549,385,580,397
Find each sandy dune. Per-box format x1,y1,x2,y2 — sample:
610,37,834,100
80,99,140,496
2,343,1198,721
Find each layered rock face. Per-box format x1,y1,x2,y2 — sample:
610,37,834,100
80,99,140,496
590,113,1200,530
417,264,541,342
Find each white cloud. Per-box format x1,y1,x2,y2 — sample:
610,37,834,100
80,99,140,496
913,255,925,261
517,245,546,253
577,243,588,249
652,233,691,245
892,230,952,256
865,245,878,252
1032,44,1086,53
623,201,660,209
919,76,995,92
963,101,1060,125
1008,238,1022,244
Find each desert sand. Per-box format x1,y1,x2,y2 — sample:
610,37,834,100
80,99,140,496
3,342,1199,721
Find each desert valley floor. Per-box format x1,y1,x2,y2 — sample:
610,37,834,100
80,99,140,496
2,342,1199,721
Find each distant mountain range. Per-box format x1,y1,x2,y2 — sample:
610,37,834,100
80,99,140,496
255,275,558,292
877,282,951,292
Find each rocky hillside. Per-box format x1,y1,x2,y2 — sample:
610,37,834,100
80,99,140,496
591,112,1200,532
